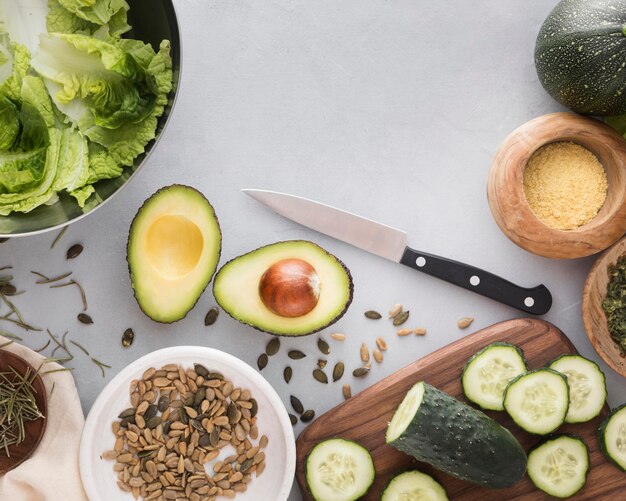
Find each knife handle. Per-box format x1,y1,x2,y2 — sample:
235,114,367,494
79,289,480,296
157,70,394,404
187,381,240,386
400,247,552,315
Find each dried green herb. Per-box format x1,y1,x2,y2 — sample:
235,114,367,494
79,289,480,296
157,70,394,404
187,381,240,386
603,255,626,356
91,357,111,378
70,340,90,356
31,271,72,284
50,280,87,311
50,227,68,250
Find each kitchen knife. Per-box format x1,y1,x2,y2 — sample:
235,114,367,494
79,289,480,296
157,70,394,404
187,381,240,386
243,189,552,315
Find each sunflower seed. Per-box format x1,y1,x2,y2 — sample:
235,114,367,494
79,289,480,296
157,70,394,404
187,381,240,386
317,338,330,355
364,310,382,320
78,313,93,324
414,327,427,336
352,367,369,378
373,348,383,363
376,337,387,351
257,353,268,370
204,307,219,326
332,362,344,382
397,328,412,337
330,332,346,341
66,243,83,259
393,310,410,326
290,395,304,414
288,350,306,360
266,338,280,356
342,384,351,400
283,366,292,384
289,414,297,426
317,359,327,369
122,328,134,347
457,317,474,329
360,343,369,363
388,304,403,318
312,369,328,384
300,410,315,422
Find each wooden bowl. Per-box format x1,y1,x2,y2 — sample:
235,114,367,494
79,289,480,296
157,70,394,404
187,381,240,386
488,112,626,259
583,236,626,377
0,350,48,474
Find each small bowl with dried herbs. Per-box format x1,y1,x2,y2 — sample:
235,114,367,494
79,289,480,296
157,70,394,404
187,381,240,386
583,236,626,377
79,346,295,501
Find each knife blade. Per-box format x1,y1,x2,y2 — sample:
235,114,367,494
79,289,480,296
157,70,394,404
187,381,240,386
243,189,552,315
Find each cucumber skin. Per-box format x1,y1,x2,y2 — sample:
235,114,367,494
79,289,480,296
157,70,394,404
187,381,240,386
386,383,527,489
503,368,569,435
598,403,626,472
461,342,527,410
527,434,589,498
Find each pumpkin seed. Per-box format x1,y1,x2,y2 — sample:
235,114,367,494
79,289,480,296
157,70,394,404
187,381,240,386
190,418,203,431
414,327,427,336
342,384,351,400
364,310,382,319
193,364,209,377
312,369,328,384
118,408,135,419
352,367,369,378
457,317,474,329
210,427,220,447
388,304,403,318
300,410,315,422
283,366,292,384
144,404,158,420
250,398,258,418
290,395,304,414
204,307,219,326
360,343,369,363
317,359,327,369
289,414,297,426
227,402,238,423
146,416,161,429
66,243,83,259
122,328,134,347
330,332,346,341
332,362,345,382
257,353,268,370
266,338,280,356
393,310,410,326
288,350,306,360
77,313,93,324
157,396,169,412
317,338,330,355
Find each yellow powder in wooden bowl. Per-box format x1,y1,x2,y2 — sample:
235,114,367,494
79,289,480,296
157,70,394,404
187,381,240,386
522,142,608,231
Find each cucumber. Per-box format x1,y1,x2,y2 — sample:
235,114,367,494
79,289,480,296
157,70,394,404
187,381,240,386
462,342,527,411
598,403,626,471
548,355,607,423
386,381,527,489
503,368,569,435
527,435,589,498
304,438,375,501
381,470,448,501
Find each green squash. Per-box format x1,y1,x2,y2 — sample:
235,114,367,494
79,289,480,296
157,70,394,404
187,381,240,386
535,0,626,116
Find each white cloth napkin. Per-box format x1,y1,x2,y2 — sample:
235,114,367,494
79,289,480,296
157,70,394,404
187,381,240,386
0,337,88,501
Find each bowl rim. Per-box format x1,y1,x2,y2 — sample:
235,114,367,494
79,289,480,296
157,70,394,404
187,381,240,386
1,1,183,238
79,345,296,501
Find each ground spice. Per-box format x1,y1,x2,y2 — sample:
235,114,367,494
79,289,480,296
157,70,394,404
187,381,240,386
523,142,607,230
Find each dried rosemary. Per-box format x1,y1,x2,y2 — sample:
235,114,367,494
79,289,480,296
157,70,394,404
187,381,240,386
603,255,626,356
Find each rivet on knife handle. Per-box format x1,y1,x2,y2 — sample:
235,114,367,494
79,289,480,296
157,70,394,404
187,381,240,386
400,247,552,315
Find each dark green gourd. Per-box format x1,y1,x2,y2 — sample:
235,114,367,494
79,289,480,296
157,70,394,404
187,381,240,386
535,0,626,116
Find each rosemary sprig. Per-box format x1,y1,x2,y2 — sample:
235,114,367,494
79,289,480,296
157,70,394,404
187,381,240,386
91,357,111,378
31,271,72,285
50,226,68,250
33,340,51,353
0,340,13,349
0,292,24,323
0,332,22,341
69,340,89,356
50,280,87,311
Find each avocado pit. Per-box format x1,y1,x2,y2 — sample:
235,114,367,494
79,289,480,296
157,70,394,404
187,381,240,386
259,258,320,317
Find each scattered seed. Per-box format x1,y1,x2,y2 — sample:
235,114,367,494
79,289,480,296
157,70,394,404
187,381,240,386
312,369,328,384
77,313,93,325
373,348,383,363
414,327,427,336
122,328,134,347
332,362,345,382
376,337,387,351
288,350,306,360
397,328,412,337
342,384,352,400
317,359,327,369
146,416,161,429
393,310,410,326
265,338,280,357
317,338,330,355
352,367,369,378
364,310,382,320
66,243,83,260
330,332,346,341
457,317,474,329
289,414,297,426
290,395,304,414
257,353,268,370
193,364,209,377
204,307,219,326
283,366,292,384
388,304,403,318
360,343,369,363
300,410,315,423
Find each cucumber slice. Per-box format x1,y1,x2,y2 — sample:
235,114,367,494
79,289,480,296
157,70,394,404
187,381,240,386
305,438,375,501
386,381,527,489
527,435,589,498
382,470,449,501
503,368,569,435
598,403,626,471
462,342,527,411
549,355,607,423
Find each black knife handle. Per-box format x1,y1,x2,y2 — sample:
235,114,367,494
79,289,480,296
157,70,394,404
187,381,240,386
400,247,552,315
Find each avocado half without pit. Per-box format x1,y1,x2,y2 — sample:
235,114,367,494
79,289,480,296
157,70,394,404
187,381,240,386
213,241,353,336
127,185,222,323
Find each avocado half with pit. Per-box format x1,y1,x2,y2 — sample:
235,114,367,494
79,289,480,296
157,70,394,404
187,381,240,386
127,185,221,323
213,240,353,336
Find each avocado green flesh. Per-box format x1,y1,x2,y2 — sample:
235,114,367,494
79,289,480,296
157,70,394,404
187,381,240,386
213,240,353,336
386,382,527,489
127,185,221,323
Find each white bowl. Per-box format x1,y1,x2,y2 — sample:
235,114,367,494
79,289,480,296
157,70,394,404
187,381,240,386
79,346,295,500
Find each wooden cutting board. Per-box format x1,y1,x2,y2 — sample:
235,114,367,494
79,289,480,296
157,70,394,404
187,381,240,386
295,318,624,500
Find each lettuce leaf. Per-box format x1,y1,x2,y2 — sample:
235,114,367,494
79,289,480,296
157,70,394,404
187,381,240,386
0,32,30,102
47,0,130,38
56,0,129,27
0,96,19,150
